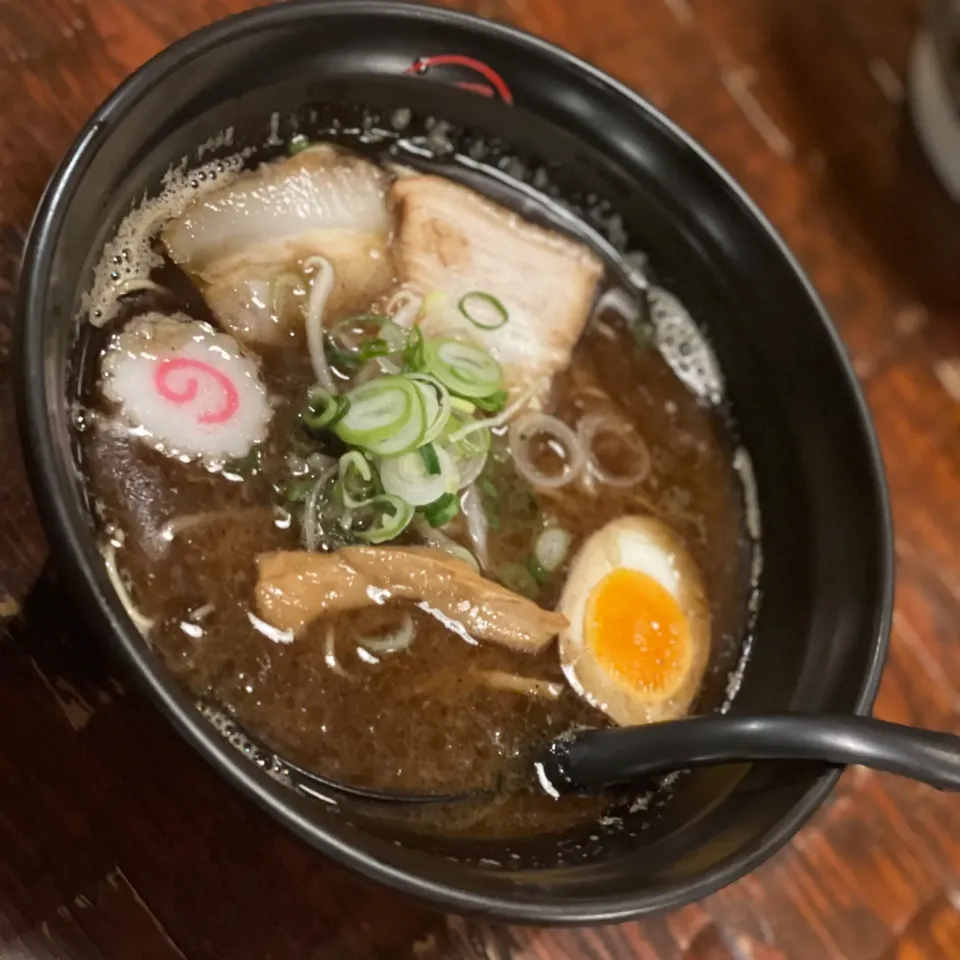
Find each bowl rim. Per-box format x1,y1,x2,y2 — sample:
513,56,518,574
16,0,894,924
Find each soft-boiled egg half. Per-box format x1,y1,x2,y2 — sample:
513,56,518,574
558,516,710,726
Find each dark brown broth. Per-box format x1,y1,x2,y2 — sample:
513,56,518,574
79,217,747,840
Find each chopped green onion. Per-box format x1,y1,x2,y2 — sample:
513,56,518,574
284,477,316,503
440,416,491,489
448,435,490,489
454,422,491,458
528,557,550,584
356,495,414,544
534,526,572,572
448,377,545,444
329,316,405,366
403,324,425,371
337,451,376,508
473,389,507,413
449,396,476,416
301,388,350,430
379,446,458,506
420,443,441,475
423,338,504,399
422,493,459,527
223,445,262,478
289,134,311,155
422,290,449,316
407,373,451,444
356,338,392,361
335,376,426,457
340,451,372,482
458,291,509,331
497,562,540,599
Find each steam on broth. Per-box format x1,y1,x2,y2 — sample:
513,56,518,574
77,135,752,837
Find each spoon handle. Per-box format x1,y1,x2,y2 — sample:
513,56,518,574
544,714,960,793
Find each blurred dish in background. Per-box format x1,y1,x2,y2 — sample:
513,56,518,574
910,0,960,200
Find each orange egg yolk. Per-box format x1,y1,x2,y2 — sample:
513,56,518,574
585,568,691,701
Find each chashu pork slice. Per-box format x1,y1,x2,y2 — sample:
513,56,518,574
256,546,567,654
390,175,604,392
162,145,396,345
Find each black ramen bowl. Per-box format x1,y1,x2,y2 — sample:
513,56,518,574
15,0,892,924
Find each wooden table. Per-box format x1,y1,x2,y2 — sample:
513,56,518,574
1,0,958,957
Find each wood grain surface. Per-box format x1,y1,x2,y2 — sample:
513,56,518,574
1,0,959,957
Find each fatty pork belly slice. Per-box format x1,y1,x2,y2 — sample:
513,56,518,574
391,175,604,391
162,145,396,345
256,547,567,654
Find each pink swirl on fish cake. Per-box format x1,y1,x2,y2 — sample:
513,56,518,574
154,356,239,424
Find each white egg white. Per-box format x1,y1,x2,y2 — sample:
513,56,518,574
557,515,710,726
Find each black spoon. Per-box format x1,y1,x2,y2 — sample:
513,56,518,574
279,753,490,806
258,713,960,805
540,713,960,794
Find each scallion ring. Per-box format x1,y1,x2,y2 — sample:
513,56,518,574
289,134,311,155
449,396,476,416
508,411,585,490
335,376,426,457
422,492,459,527
407,372,452,444
423,338,504,399
458,291,509,331
379,446,459,507
355,495,414,544
448,429,490,489
497,562,539,599
403,324,425,371
473,388,507,413
534,526,572,572
337,451,376,509
420,443,441,476
301,388,349,430
578,412,651,488
329,316,406,365
283,477,317,503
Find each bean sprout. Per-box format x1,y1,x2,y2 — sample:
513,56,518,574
324,624,353,679
388,290,423,328
112,277,168,299
413,519,480,572
159,507,270,542
302,465,339,552
447,377,546,444
247,611,294,644
479,671,564,700
188,602,216,623
460,484,489,570
304,256,337,393
101,541,154,634
359,613,416,653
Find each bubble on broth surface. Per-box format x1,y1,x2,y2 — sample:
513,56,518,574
649,286,724,405
197,127,236,161
199,702,294,789
83,153,249,328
